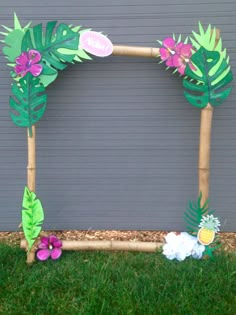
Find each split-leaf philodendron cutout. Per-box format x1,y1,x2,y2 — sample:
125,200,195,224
1,14,233,263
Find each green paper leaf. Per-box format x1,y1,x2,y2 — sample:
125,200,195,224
184,192,211,234
22,186,44,251
190,22,230,85
183,47,233,108
2,29,25,62
22,21,79,75
10,73,47,136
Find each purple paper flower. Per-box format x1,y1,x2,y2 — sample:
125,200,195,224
160,37,178,67
173,43,195,75
36,235,62,261
15,50,43,77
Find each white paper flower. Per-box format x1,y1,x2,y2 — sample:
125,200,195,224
163,232,205,261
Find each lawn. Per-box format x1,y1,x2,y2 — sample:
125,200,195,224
0,243,235,315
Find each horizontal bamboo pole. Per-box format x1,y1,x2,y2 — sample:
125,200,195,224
21,239,162,253
112,45,160,58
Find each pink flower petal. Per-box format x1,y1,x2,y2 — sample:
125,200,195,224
175,42,184,54
15,65,27,75
49,235,58,244
166,57,175,67
36,249,51,261
40,237,49,246
179,44,192,58
177,64,186,75
160,48,170,61
29,50,42,64
15,52,28,65
51,248,62,260
162,37,176,49
30,64,43,76
53,240,62,248
38,242,48,249
172,54,183,68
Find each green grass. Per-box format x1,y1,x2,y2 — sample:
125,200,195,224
0,244,235,315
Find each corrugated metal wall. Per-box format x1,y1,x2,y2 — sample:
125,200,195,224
0,0,235,231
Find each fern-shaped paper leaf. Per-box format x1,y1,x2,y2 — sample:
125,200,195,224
22,186,44,251
183,47,233,108
184,192,210,233
10,73,47,136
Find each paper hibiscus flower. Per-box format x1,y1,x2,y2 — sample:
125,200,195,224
36,235,62,261
15,49,43,77
163,232,205,261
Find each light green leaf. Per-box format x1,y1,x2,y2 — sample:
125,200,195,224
22,186,44,251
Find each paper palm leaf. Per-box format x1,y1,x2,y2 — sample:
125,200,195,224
184,192,213,233
190,22,230,85
10,73,47,136
22,186,44,251
1,13,31,62
21,21,79,87
183,47,233,108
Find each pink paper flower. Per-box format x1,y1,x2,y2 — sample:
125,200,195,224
173,43,195,75
15,50,43,77
36,235,62,261
160,37,179,67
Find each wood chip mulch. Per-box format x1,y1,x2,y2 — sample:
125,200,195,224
0,230,235,252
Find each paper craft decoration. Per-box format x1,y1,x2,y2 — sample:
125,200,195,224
22,186,45,252
184,194,221,258
36,235,62,261
80,31,113,57
1,15,233,263
198,215,221,245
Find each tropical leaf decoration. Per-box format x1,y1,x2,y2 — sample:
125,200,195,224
22,186,44,251
0,13,31,63
184,192,212,233
184,193,221,258
183,47,233,108
10,73,47,136
190,23,230,84
21,21,79,87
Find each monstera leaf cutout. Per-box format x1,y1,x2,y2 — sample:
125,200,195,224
22,186,44,251
21,21,79,86
10,73,47,136
183,47,233,108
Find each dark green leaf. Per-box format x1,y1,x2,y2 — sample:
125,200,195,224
183,47,233,108
9,73,47,136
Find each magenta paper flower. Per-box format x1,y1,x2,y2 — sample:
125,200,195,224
36,235,62,261
173,43,195,75
15,50,43,77
160,37,178,67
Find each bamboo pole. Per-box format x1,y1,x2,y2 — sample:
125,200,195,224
27,126,36,192
198,104,213,207
198,29,220,207
20,239,162,253
112,45,160,58
26,125,36,264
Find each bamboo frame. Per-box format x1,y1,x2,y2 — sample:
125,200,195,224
21,239,162,253
112,45,160,58
22,31,220,263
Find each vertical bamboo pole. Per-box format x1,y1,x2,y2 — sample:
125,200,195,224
26,125,36,264
198,104,213,207
198,29,220,207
